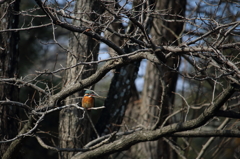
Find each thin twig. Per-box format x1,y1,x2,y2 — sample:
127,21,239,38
85,109,100,138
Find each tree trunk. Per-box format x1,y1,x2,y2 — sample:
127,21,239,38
96,0,148,136
0,0,20,158
58,0,102,158
139,0,186,158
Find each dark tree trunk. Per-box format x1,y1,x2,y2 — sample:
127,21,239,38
95,0,150,135
0,0,20,158
96,61,140,135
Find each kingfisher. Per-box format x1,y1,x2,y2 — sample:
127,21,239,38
82,90,96,110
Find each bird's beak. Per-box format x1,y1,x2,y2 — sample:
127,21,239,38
90,94,96,97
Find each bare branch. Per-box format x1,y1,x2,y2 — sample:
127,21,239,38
0,23,52,32
0,101,32,110
0,78,49,95
196,118,230,159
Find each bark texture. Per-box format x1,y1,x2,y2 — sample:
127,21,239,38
58,0,102,158
0,0,20,158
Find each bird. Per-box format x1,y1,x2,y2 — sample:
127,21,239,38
82,90,96,110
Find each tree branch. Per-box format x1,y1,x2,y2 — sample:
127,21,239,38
172,129,240,137
34,0,125,56
0,101,32,110
71,85,235,159
0,78,49,95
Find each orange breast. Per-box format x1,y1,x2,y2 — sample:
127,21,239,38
82,96,94,109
